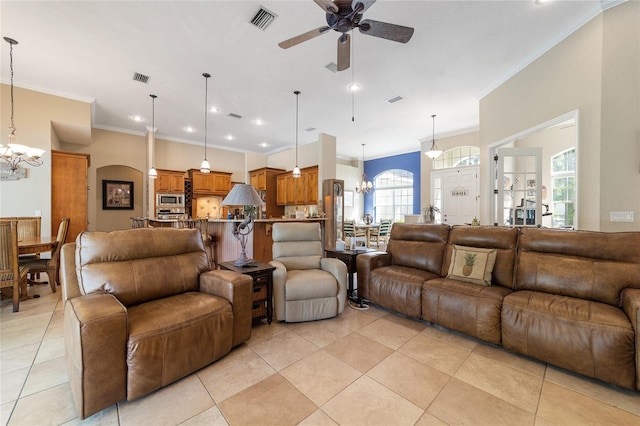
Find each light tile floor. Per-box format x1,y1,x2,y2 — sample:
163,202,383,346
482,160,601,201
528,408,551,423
2,283,640,425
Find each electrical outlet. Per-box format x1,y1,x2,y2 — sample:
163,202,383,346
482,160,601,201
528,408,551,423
34,210,41,217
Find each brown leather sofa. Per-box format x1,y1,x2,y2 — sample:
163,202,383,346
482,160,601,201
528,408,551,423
60,227,253,419
357,224,640,391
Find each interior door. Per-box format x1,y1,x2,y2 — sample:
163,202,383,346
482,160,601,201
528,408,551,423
438,167,479,225
494,147,542,227
52,151,89,243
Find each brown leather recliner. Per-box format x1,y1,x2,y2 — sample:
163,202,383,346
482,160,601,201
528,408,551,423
60,227,253,419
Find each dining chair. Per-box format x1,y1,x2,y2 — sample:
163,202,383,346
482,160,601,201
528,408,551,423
0,216,42,260
369,219,393,247
0,220,28,312
19,218,70,293
343,220,366,239
130,217,148,228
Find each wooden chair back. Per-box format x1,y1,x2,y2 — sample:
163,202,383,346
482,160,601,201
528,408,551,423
0,220,26,311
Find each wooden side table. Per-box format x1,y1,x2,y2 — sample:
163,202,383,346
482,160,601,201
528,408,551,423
219,261,275,324
325,248,377,296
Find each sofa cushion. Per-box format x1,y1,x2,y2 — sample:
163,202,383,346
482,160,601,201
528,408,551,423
423,278,512,344
285,269,338,300
369,265,439,318
517,228,640,305
75,228,209,307
502,290,635,389
443,226,519,289
126,292,233,400
447,245,497,286
386,224,449,275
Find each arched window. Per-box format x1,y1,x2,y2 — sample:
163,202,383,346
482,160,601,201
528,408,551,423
433,146,480,170
373,169,413,223
551,148,576,228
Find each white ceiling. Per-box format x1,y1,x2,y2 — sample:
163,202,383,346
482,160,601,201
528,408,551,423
0,0,613,161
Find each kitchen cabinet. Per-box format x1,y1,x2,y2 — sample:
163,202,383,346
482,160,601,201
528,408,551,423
276,166,319,206
189,169,232,195
155,169,185,193
249,167,285,219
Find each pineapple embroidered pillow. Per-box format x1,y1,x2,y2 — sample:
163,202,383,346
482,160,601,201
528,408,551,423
447,245,497,286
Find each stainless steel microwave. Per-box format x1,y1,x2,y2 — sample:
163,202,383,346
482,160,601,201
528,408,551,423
156,193,184,207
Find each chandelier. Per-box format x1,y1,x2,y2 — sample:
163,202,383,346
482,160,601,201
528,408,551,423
355,143,372,193
1,37,45,173
425,114,443,159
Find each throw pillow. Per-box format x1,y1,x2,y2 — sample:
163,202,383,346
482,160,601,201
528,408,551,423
447,245,497,286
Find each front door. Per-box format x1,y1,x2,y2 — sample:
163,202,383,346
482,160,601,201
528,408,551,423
432,166,479,225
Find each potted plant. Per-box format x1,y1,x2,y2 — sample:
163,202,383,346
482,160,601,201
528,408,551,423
421,205,440,224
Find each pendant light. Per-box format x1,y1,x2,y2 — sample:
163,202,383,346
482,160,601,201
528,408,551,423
148,94,158,179
355,143,373,193
1,37,45,172
425,114,443,159
292,90,301,178
200,73,211,174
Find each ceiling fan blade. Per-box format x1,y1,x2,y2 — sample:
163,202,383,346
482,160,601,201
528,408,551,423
358,19,414,43
313,0,338,14
351,0,376,14
278,26,330,49
337,33,351,71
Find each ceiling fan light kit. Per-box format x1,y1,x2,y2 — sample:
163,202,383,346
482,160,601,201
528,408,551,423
279,0,414,72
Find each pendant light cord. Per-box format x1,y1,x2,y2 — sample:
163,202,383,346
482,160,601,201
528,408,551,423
351,31,355,123
295,90,300,166
8,39,15,131
150,94,157,166
203,73,210,161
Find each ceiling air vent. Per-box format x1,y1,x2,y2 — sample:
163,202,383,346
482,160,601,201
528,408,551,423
325,62,338,73
227,113,242,119
385,95,404,104
133,72,150,83
305,127,316,132
250,6,276,30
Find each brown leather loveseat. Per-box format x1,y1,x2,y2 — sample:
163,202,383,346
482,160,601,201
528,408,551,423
61,227,253,419
357,223,640,391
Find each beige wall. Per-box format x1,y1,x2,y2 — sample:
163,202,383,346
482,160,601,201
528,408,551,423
480,1,639,231
0,85,91,236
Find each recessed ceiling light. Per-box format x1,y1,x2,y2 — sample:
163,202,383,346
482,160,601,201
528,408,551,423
259,142,269,148
348,83,360,92
535,0,553,4
130,115,144,122
209,106,219,113
184,126,195,133
253,118,264,126
225,134,234,140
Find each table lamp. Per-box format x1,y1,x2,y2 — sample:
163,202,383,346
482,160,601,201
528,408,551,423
221,184,265,267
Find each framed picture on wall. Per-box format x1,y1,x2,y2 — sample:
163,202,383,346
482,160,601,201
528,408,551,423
343,190,354,207
102,180,134,210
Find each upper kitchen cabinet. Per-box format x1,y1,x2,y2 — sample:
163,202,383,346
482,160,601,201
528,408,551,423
249,167,285,218
189,169,232,196
276,166,318,206
155,169,185,193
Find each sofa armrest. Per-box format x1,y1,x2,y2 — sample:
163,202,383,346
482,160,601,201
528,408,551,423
321,258,348,313
65,292,127,419
269,260,287,321
356,252,392,300
61,242,82,302
622,288,640,391
199,270,253,347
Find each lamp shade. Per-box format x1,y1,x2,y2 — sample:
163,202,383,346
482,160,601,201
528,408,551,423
221,184,265,207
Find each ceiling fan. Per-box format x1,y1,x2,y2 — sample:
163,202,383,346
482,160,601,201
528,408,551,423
278,0,414,71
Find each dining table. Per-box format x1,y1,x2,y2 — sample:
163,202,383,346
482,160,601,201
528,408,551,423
18,236,56,256
354,223,380,247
